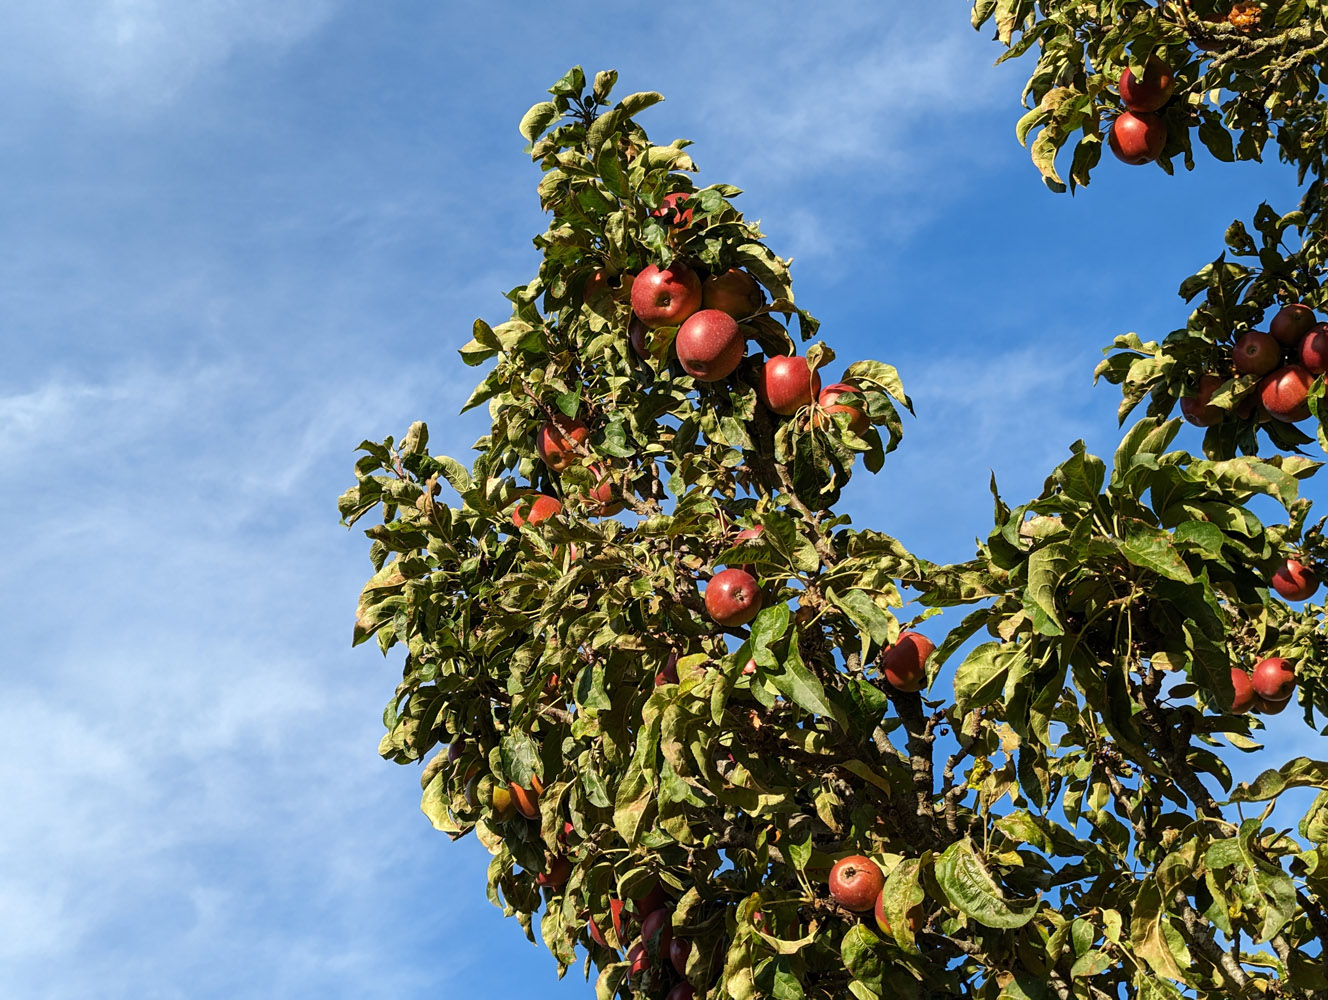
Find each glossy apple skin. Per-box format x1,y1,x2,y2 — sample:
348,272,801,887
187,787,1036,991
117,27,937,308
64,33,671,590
705,568,763,627
702,267,764,319
629,317,651,359
1271,303,1317,345
537,855,571,889
1272,558,1318,601
1300,324,1328,374
757,356,821,416
742,657,757,676
874,891,923,937
653,191,694,230
668,937,692,975
1180,374,1226,427
634,883,669,917
631,262,702,329
828,855,884,912
510,774,543,820
640,908,673,960
655,650,680,686
584,268,613,305
586,464,625,516
676,309,745,381
537,415,589,472
627,942,650,974
512,494,563,527
816,381,871,436
1230,668,1256,714
665,985,695,1000
1252,657,1296,703
1259,364,1314,422
1109,111,1166,164
1257,694,1291,714
882,631,935,693
1233,331,1281,376
1119,56,1176,112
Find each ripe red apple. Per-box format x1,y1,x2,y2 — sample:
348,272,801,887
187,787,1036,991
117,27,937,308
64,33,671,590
1257,694,1291,715
447,741,464,763
882,631,935,693
815,381,871,436
640,907,673,959
629,317,651,359
512,495,563,527
584,268,613,305
1272,558,1318,600
1109,111,1166,164
509,774,543,820
1180,374,1226,427
668,938,691,975
627,942,650,974
652,192,694,230
705,568,763,627
634,883,669,918
1118,56,1176,112
587,464,625,516
1252,657,1296,703
537,416,589,472
1233,331,1281,376
828,855,884,912
757,356,821,416
702,267,764,319
1229,668,1256,714
742,658,757,676
1259,365,1314,422
588,899,628,949
733,523,763,575
1271,303,1317,345
1300,324,1328,374
874,891,923,937
632,263,702,329
676,309,745,381
537,855,571,889
655,650,680,687
665,985,695,1000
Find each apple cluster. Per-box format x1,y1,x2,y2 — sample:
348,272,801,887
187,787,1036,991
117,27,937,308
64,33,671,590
1181,302,1325,427
1109,56,1175,166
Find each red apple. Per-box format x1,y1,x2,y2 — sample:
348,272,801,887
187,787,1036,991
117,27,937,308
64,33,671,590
634,883,669,917
1252,657,1296,703
1271,303,1316,345
743,658,757,676
874,891,924,937
512,495,563,527
665,986,695,1000
629,317,651,359
588,899,628,949
828,855,884,912
1180,374,1226,427
705,568,762,627
1233,331,1281,376
1229,668,1256,715
1272,558,1318,601
632,262,702,329
584,268,613,306
509,774,543,820
815,381,871,436
1300,324,1328,374
655,650,680,687
757,356,821,416
1109,111,1166,164
1259,365,1314,422
676,309,745,382
702,268,764,319
447,742,464,763
668,938,691,975
640,907,673,958
627,943,649,975
1119,56,1176,112
537,415,589,472
882,631,935,693
733,523,763,575
652,192,694,230
586,464,625,516
1257,695,1290,714
537,855,571,889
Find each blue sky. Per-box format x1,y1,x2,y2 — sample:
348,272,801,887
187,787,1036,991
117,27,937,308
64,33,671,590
0,2,1319,998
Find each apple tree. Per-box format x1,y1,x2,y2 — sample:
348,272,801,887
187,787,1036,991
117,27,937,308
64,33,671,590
341,18,1328,998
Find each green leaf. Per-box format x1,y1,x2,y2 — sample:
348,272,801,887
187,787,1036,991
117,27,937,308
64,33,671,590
518,101,559,142
953,642,1011,713
840,925,886,996
1116,520,1193,583
934,840,1038,928
1023,542,1070,636
1229,758,1328,802
879,857,925,952
769,641,849,728
499,731,541,786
